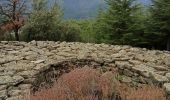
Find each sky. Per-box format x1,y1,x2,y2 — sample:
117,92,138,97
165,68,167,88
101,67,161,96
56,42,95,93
60,0,151,19
140,0,151,4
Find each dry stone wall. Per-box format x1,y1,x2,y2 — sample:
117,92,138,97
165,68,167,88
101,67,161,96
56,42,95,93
0,41,170,100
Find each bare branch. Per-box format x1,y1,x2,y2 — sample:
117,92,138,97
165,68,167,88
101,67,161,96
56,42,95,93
0,0,28,41
0,5,11,19
18,0,26,14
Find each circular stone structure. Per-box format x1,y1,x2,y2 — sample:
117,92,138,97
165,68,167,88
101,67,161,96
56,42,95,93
0,41,170,100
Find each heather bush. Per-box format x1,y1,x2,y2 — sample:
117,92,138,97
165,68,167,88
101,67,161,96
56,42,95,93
99,72,119,99
118,85,166,100
27,67,166,100
54,67,101,100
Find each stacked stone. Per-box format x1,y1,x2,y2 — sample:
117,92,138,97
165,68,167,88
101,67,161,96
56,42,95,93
0,41,170,100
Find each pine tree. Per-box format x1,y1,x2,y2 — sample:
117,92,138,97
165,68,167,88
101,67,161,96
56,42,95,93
95,8,111,44
150,0,170,50
95,0,144,45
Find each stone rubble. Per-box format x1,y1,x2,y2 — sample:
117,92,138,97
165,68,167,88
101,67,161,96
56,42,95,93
0,41,170,99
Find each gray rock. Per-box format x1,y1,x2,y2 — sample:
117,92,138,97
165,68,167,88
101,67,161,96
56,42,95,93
164,57,170,67
146,62,168,71
144,55,157,62
138,76,147,84
57,52,75,57
12,76,24,85
18,84,31,90
31,60,45,64
150,73,169,83
123,69,134,77
0,70,15,76
0,85,7,91
91,53,98,59
23,78,36,84
166,73,170,81
115,61,132,69
77,50,90,59
4,62,35,71
33,64,50,72
153,66,168,71
0,90,7,99
8,51,19,55
163,83,170,94
0,76,13,85
0,66,4,72
135,54,145,61
8,89,22,96
129,60,141,65
121,76,132,83
17,70,39,78
112,58,130,61
21,89,31,95
0,59,6,64
30,40,37,45
25,54,38,60
0,41,8,44
132,64,155,77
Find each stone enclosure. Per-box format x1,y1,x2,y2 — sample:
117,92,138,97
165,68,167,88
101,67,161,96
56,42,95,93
0,41,170,100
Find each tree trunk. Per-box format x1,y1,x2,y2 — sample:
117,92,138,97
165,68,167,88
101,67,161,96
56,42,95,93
14,29,19,41
167,37,170,51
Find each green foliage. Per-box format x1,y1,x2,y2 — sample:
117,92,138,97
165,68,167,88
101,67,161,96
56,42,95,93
150,0,170,50
22,0,62,41
0,31,16,41
94,10,112,44
150,0,170,35
62,19,96,43
122,6,150,46
59,21,81,42
95,0,147,46
31,0,48,11
22,2,80,42
22,10,62,41
0,15,14,41
0,29,5,41
75,19,96,43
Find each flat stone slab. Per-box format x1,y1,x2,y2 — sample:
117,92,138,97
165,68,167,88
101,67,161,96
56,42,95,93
0,76,24,85
150,73,169,83
164,83,170,94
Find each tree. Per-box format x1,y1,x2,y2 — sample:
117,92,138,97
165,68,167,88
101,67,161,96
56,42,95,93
150,0,170,50
22,0,63,41
31,0,47,11
22,0,80,42
67,19,96,43
59,21,81,42
0,0,27,41
95,9,111,44
95,0,142,45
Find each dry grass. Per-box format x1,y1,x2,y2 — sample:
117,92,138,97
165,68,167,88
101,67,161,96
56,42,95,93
99,71,119,99
53,67,101,100
118,85,166,100
25,67,166,100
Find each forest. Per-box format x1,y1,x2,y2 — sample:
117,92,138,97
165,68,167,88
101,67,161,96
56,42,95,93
0,0,170,51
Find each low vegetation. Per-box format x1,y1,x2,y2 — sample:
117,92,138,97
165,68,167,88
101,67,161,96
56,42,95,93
24,67,166,100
